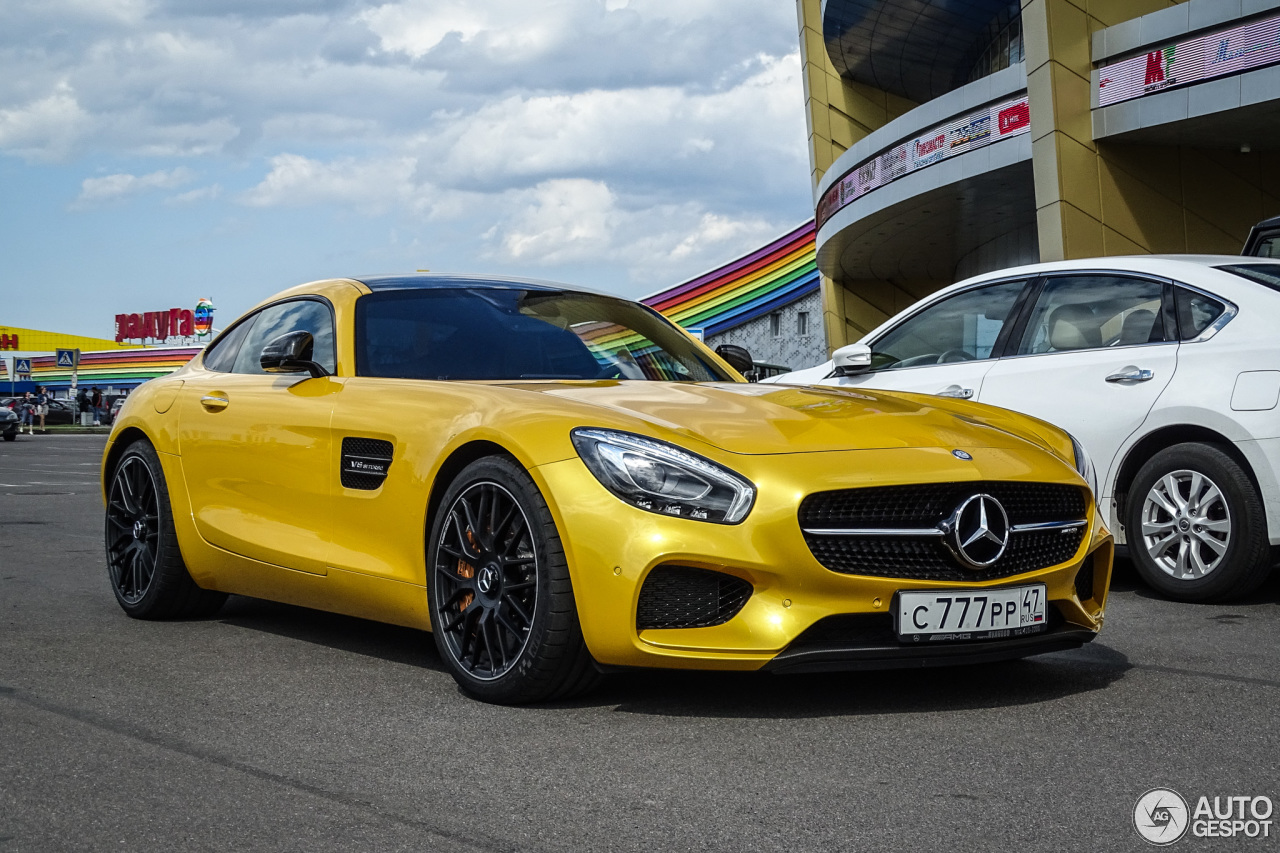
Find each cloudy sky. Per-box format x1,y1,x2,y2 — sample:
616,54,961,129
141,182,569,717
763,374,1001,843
1,0,812,341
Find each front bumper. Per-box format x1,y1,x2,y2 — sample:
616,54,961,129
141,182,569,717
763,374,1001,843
761,620,1095,674
533,446,1113,672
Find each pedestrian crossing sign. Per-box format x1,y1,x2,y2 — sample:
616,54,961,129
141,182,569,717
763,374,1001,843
15,358,32,376
56,348,79,368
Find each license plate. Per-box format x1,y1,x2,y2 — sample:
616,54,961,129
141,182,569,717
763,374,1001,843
896,584,1048,642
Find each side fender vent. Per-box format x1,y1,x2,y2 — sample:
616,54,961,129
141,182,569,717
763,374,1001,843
341,437,394,490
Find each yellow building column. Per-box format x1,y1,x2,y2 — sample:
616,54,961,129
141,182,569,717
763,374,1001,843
1024,0,1280,259
797,0,921,353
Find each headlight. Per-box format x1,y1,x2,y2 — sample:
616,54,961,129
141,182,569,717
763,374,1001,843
1069,433,1098,498
571,428,756,524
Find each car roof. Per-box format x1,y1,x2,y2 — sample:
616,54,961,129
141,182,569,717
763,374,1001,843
350,273,609,297
957,254,1280,286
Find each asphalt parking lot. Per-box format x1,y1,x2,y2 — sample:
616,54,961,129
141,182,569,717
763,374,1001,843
2,436,1277,852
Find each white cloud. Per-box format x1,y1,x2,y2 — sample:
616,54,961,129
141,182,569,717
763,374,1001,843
74,166,196,207
239,152,417,213
0,84,92,162
358,2,490,57
166,184,223,205
478,177,781,291
418,51,804,190
493,179,618,265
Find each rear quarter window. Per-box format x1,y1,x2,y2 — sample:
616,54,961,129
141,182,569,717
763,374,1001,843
1174,287,1227,341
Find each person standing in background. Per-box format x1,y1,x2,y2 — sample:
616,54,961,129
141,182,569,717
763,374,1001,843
35,386,49,433
76,387,90,426
18,391,35,434
90,386,103,426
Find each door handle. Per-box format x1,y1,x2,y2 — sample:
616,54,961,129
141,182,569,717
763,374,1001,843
936,385,974,399
200,394,229,411
1105,367,1154,383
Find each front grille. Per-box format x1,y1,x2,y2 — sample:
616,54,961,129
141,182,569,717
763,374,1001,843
799,482,1086,529
801,482,1088,582
636,566,753,630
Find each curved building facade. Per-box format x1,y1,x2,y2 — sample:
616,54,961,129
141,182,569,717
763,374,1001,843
798,0,1280,352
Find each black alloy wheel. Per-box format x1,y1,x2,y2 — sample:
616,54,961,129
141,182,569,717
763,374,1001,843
435,479,539,680
106,451,161,605
428,456,597,703
105,440,226,619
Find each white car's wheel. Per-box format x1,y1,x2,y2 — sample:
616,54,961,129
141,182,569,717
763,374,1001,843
1126,443,1273,602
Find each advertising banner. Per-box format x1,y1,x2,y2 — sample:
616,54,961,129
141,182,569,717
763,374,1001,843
1097,11,1280,107
816,93,1031,231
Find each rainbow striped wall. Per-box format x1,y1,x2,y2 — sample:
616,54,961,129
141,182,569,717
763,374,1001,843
29,346,202,390
643,220,818,335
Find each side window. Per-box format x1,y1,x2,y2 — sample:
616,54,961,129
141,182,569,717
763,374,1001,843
869,280,1025,370
201,317,256,373
1016,275,1166,355
230,299,336,375
1174,286,1227,340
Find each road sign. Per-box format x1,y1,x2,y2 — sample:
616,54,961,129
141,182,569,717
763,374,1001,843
15,358,32,376
56,348,79,368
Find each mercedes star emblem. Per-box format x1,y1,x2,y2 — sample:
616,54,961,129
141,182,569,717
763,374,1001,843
944,493,1010,569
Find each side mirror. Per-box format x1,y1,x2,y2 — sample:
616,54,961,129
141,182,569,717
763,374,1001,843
831,343,872,376
261,331,328,379
715,344,754,375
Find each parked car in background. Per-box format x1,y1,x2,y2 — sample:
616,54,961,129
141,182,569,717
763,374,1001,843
103,273,1110,704
765,256,1280,602
1244,215,1280,258
1,406,17,441
0,397,75,427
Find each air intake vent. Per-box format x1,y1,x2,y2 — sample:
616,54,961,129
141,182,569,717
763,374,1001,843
636,566,752,630
341,437,394,490
1074,554,1095,602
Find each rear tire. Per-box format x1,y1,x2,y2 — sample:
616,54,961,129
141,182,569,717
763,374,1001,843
105,439,227,619
427,456,598,704
1125,442,1273,602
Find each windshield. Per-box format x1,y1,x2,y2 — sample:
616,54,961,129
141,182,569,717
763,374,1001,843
355,287,732,382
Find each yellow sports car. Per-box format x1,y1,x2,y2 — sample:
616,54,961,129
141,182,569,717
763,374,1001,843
103,274,1112,703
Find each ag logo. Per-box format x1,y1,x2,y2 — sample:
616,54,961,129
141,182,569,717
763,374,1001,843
1134,788,1189,845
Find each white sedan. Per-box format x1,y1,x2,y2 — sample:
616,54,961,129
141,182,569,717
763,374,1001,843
765,255,1280,602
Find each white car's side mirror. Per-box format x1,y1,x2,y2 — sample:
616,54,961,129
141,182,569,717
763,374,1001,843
832,343,872,376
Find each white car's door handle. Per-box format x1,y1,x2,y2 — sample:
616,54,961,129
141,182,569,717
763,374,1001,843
1105,367,1154,383
936,385,974,399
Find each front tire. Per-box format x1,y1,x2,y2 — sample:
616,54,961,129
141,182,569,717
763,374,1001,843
427,456,598,704
1125,442,1273,602
105,439,227,619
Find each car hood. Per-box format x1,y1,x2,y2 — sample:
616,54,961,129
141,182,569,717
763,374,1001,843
515,381,1045,456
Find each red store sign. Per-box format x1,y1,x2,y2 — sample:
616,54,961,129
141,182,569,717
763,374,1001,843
116,309,195,342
